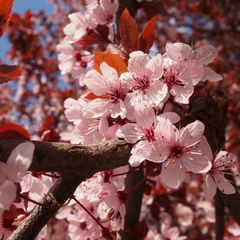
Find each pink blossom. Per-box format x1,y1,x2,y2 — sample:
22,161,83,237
64,98,109,144
63,12,96,43
56,42,92,86
175,203,194,227
88,0,119,26
84,62,128,119
166,42,222,85
64,97,87,125
196,200,215,223
120,51,168,110
157,119,212,188
162,57,194,104
0,180,16,217
202,151,236,199
103,182,126,229
0,142,35,217
71,116,108,144
116,102,179,166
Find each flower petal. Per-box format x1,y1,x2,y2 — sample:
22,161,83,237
7,142,35,182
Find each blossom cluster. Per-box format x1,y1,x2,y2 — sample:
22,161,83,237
56,0,119,86
55,3,236,237
61,44,236,238
0,143,35,238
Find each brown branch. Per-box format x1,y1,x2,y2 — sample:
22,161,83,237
1,138,132,240
0,138,132,178
8,176,82,240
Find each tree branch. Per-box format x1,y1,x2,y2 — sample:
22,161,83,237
8,176,82,240
0,138,132,178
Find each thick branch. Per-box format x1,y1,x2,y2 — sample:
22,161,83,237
0,138,132,179
1,139,131,240
8,176,82,240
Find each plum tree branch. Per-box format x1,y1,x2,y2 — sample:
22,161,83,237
8,176,82,240
0,138,132,178
1,138,132,240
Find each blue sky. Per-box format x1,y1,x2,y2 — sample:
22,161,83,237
0,0,53,61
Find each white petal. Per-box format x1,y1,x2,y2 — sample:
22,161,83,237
7,142,35,182
202,67,222,82
161,160,185,188
202,174,216,199
178,120,205,147
0,180,16,211
214,173,236,195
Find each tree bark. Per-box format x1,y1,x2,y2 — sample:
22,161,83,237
8,176,81,240
0,138,132,178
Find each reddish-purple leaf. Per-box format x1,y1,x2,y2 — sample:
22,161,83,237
0,64,21,84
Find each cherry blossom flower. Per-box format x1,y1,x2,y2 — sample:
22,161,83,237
71,115,108,144
157,119,212,188
116,102,179,166
64,98,108,144
202,151,236,199
175,203,194,227
196,200,215,223
120,51,168,110
63,12,96,43
166,42,222,85
64,97,87,125
103,182,126,229
84,62,128,119
162,57,194,104
88,0,119,26
0,142,35,217
56,42,92,86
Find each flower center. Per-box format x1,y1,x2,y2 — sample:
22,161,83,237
143,127,155,142
75,51,87,68
107,88,123,104
162,70,184,87
169,144,183,159
133,75,150,93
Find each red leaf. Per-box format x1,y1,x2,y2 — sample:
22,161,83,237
76,29,109,45
138,17,157,53
0,0,14,37
94,51,127,75
119,8,139,53
0,64,22,84
0,122,30,140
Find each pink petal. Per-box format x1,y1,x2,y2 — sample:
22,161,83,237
183,137,212,173
129,142,146,167
157,112,180,124
0,180,16,212
202,174,217,199
7,142,35,182
116,123,142,143
202,67,222,82
214,173,236,195
161,160,185,188
178,120,205,147
197,44,218,65
145,54,163,79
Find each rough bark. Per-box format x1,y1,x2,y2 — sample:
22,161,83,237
0,138,132,178
8,176,81,240
120,166,145,240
